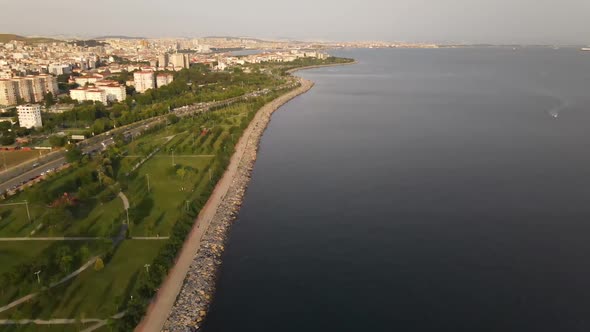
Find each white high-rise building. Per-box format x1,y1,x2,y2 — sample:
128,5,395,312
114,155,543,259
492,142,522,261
17,104,42,128
69,86,109,105
48,64,72,76
156,73,174,88
0,79,19,106
86,89,107,105
74,75,102,87
13,78,33,103
133,71,155,93
39,74,59,97
169,53,190,69
26,75,46,103
158,54,169,69
69,88,87,103
96,81,126,102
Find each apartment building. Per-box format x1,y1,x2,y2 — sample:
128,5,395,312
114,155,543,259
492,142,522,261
158,54,169,69
169,53,190,69
74,75,103,87
70,86,108,105
95,81,127,102
156,73,174,88
133,71,155,93
17,104,42,128
26,75,46,103
39,74,59,96
13,77,33,103
0,79,19,106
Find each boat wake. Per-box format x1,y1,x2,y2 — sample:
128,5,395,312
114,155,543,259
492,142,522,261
546,99,569,119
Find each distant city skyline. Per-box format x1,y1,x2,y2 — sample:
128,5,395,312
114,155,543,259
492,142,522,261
1,0,589,45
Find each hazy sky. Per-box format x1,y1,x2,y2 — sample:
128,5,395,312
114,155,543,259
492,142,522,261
1,0,589,44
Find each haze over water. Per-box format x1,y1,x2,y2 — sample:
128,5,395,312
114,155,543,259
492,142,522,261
204,48,590,331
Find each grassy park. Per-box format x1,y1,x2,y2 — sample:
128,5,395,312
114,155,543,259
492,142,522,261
0,242,59,275
0,56,353,331
0,240,166,320
0,95,275,331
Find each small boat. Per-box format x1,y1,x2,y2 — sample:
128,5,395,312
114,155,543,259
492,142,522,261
581,47,590,51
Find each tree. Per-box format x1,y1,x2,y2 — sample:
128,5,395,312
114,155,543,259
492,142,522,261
0,121,12,132
41,207,73,230
65,144,82,163
49,135,67,147
80,245,90,263
0,134,15,146
44,92,56,108
176,167,186,179
59,255,73,273
54,245,72,273
94,258,104,271
14,127,29,137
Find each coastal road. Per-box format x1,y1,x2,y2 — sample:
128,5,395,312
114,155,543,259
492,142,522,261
0,136,117,193
136,77,313,332
0,157,65,193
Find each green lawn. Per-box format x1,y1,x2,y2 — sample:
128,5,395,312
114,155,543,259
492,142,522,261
62,197,124,237
0,167,82,237
0,241,58,275
126,154,213,237
0,240,166,320
0,204,35,237
0,240,110,310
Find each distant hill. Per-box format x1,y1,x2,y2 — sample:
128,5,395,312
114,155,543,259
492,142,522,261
0,34,59,44
94,35,145,40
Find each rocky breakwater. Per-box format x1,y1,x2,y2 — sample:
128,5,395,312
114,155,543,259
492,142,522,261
162,77,314,332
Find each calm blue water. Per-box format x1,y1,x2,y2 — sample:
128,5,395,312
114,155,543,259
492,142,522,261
203,48,590,331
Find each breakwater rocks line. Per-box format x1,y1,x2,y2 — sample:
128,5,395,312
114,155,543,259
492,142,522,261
161,78,314,332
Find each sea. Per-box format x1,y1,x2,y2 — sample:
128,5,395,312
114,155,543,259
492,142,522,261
203,48,590,331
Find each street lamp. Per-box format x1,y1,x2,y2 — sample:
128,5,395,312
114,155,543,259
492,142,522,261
34,270,41,284
144,264,150,274
24,200,31,224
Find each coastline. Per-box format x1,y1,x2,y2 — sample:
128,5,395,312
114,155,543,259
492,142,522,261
285,60,358,74
137,61,353,332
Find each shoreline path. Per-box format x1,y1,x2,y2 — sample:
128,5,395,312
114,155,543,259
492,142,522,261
136,76,316,332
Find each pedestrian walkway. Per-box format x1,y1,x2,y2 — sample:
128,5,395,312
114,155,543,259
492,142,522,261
0,311,125,329
0,257,98,314
0,237,102,241
131,236,170,240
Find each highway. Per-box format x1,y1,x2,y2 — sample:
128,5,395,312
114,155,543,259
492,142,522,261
0,137,117,193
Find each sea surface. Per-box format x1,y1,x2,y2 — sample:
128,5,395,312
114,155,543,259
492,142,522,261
203,48,590,331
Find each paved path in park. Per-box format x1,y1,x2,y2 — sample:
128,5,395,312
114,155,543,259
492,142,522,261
118,192,130,210
0,257,98,314
124,155,215,158
0,237,102,241
131,237,170,240
0,311,125,330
